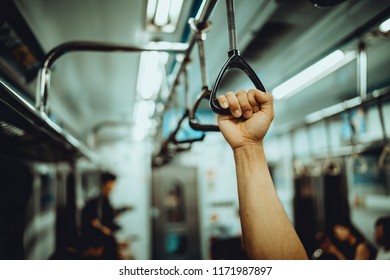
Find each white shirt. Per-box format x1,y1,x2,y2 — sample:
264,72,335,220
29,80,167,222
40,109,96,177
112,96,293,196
376,247,390,260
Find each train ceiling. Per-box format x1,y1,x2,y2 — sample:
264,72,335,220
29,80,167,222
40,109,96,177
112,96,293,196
11,0,390,141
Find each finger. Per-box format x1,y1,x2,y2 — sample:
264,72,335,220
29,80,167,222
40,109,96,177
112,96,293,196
236,89,253,119
217,95,229,109
247,89,260,113
226,91,242,118
254,90,274,121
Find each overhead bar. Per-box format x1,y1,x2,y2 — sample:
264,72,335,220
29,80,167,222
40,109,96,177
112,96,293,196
36,41,189,114
272,86,390,137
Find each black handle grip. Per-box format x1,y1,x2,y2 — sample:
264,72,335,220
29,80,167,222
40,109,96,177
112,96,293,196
172,109,206,144
189,87,220,132
209,49,266,115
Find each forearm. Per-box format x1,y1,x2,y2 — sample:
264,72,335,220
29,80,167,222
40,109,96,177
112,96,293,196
234,144,307,260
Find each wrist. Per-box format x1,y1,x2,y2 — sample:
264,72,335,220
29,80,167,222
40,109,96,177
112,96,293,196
232,142,264,155
233,143,266,164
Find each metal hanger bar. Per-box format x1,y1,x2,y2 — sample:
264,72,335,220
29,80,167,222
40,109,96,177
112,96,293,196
225,0,237,51
209,0,266,115
188,20,220,132
197,34,209,88
162,0,219,112
36,41,189,114
272,86,390,137
377,99,388,144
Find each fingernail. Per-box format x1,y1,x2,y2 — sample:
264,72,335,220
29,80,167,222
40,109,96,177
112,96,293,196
222,101,228,109
253,106,260,113
234,110,241,118
244,111,252,118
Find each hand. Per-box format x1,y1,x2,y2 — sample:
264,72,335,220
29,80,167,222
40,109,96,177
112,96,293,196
91,218,112,236
217,89,274,150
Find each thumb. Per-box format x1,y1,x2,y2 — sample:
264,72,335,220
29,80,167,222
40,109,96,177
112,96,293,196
254,91,274,121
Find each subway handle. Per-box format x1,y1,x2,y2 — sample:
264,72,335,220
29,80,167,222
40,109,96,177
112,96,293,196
209,49,266,115
189,87,220,132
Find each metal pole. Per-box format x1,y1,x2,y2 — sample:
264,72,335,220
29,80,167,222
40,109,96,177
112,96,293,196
225,0,237,51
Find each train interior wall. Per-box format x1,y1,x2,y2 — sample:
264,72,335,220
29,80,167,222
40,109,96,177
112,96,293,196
0,0,389,260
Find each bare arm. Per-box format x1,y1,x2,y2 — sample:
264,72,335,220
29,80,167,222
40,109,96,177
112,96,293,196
217,89,307,260
355,243,370,260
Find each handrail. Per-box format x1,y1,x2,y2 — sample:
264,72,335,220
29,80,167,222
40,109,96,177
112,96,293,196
209,0,266,115
160,0,219,114
272,86,390,137
159,66,206,147
36,41,189,114
188,18,220,132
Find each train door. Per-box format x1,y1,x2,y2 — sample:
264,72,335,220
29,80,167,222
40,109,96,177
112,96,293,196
152,164,200,260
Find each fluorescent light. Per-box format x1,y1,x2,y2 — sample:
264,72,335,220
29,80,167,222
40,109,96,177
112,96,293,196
136,51,168,100
155,0,171,26
132,100,156,141
272,50,356,99
133,100,155,124
379,18,390,33
145,41,188,51
146,0,184,33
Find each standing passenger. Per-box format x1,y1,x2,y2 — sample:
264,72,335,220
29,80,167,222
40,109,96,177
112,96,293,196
82,172,120,259
217,89,307,259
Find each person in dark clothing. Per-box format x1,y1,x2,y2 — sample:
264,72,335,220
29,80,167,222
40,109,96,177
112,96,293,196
82,172,118,235
51,228,107,260
375,216,390,260
311,231,340,260
331,223,371,260
81,171,122,259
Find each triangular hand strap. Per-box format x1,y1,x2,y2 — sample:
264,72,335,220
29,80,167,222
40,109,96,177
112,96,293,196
209,49,266,115
189,87,220,132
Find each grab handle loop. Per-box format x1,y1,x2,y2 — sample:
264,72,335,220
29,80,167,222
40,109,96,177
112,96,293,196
173,67,206,144
189,87,220,131
173,109,206,144
188,19,220,131
377,99,390,170
209,0,266,115
351,153,368,174
378,145,390,170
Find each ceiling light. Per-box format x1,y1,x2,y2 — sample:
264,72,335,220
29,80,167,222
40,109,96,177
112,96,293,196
146,0,184,33
136,51,168,100
379,17,390,33
132,100,156,141
154,0,171,26
272,50,356,99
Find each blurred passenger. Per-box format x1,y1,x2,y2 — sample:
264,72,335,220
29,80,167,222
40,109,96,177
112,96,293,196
82,171,125,259
331,223,371,259
217,89,307,259
311,231,340,260
375,216,390,260
51,228,106,260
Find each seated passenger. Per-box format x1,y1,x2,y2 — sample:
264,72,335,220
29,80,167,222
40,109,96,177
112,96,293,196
375,216,390,260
